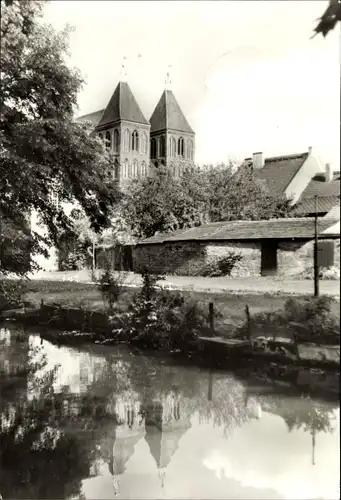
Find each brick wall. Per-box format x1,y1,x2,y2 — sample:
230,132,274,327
278,239,340,276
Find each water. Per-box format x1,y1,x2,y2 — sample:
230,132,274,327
0,325,339,500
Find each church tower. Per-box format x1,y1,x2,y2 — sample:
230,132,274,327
149,79,195,176
95,80,150,183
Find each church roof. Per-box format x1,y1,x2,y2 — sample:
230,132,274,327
96,81,149,130
144,424,191,469
75,109,104,127
150,90,194,134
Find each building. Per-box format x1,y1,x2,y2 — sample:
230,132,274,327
245,148,340,215
76,79,195,184
133,216,340,278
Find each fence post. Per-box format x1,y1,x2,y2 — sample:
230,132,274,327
245,305,252,345
208,302,214,337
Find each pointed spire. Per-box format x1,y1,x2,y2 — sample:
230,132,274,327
165,65,172,90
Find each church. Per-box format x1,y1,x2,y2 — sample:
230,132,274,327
76,78,195,182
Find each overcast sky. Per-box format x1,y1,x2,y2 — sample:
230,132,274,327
43,1,340,166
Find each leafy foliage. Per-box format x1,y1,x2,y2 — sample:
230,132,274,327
0,0,121,276
121,163,295,239
104,271,210,350
313,0,341,38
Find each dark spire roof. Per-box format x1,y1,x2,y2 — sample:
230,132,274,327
144,425,191,469
150,90,194,134
96,81,149,130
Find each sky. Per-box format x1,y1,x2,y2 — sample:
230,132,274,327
43,1,340,167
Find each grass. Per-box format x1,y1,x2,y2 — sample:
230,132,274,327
20,279,340,336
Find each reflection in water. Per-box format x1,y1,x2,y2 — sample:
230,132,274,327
0,325,339,500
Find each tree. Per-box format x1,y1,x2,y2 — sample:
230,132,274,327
0,0,121,276
121,163,295,239
313,0,341,38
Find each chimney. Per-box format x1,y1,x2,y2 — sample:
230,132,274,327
308,146,313,155
325,163,333,182
252,152,264,169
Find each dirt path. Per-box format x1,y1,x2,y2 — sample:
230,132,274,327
28,270,340,297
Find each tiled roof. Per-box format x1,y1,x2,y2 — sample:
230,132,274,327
150,90,194,134
96,82,149,130
294,196,340,216
255,153,309,197
299,175,340,199
138,217,339,245
325,203,340,219
75,109,104,127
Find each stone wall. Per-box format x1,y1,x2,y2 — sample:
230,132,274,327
133,241,261,277
133,242,206,276
278,238,340,276
206,242,261,277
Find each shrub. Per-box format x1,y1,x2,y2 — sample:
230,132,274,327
98,265,124,313
108,270,210,350
0,280,26,311
200,252,243,277
297,265,340,281
235,296,339,345
59,252,87,271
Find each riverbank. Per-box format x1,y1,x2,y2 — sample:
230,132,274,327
9,278,341,332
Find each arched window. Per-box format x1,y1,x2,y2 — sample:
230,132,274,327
105,131,111,150
124,129,130,152
123,159,129,179
98,132,103,141
140,161,147,178
141,132,148,155
132,159,138,178
159,135,165,157
113,129,120,153
132,130,139,152
151,138,156,159
169,136,176,158
186,139,193,160
178,137,184,157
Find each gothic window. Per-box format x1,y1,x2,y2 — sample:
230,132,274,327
113,129,120,153
178,137,184,157
187,139,193,160
123,159,129,179
98,132,103,141
105,131,111,150
132,130,139,152
170,136,176,157
141,132,148,154
151,138,156,158
124,129,130,152
140,161,147,177
159,135,166,157
132,159,138,178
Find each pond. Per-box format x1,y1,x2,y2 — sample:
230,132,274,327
0,324,340,500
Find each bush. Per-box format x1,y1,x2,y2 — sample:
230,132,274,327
107,270,210,350
0,280,26,311
59,252,87,271
297,265,340,281
200,252,243,277
236,296,339,345
98,265,123,313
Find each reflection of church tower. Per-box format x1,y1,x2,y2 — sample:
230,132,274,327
143,393,192,489
94,80,150,183
150,81,195,175
93,397,146,496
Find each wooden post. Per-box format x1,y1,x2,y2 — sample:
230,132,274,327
208,302,214,337
314,195,319,297
245,305,252,345
208,371,213,401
